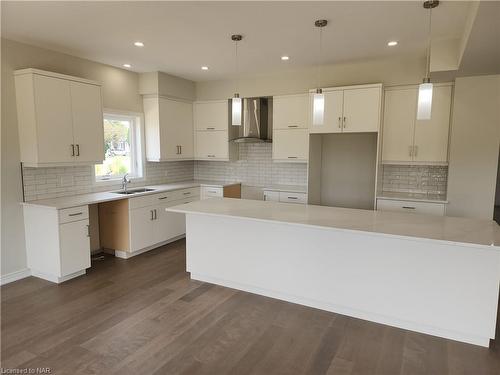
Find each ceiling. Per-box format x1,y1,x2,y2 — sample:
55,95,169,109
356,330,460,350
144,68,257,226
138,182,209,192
1,1,476,82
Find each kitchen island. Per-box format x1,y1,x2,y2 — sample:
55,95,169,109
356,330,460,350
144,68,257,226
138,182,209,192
167,198,500,347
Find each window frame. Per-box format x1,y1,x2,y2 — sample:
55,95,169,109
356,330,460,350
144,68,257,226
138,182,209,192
93,109,145,185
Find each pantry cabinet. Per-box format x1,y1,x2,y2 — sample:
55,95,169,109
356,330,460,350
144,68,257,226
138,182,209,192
14,69,104,167
193,100,237,161
309,84,382,134
272,129,309,161
382,84,452,164
143,96,194,161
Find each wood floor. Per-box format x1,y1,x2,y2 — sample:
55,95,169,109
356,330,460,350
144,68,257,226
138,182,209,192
2,239,499,375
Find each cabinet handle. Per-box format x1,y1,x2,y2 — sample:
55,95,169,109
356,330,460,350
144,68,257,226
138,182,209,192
208,190,218,194
408,146,413,157
71,144,75,156
287,196,298,200
207,154,215,158
183,192,191,195
86,224,90,237
338,117,342,128
69,212,83,217
206,127,215,130
402,206,416,210
343,117,347,128
76,144,80,156
179,145,182,154
158,196,168,200
150,210,154,220
288,125,298,128
154,209,157,220
414,145,418,157
287,156,298,159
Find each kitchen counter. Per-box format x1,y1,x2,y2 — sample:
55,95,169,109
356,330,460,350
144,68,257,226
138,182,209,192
167,197,500,347
262,184,307,193
21,180,240,209
167,198,499,248
377,191,448,203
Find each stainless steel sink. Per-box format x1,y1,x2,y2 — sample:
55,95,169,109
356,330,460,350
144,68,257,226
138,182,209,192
112,188,156,195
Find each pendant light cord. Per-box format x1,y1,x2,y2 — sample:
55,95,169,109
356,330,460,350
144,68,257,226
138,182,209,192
317,26,323,90
235,39,239,95
425,7,433,80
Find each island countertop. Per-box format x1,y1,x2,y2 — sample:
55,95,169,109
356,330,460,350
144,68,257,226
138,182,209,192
167,198,500,249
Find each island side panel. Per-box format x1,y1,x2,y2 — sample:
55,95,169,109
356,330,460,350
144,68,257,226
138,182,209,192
184,213,500,347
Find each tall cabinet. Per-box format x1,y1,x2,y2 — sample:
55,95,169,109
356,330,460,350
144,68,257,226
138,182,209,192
14,69,104,167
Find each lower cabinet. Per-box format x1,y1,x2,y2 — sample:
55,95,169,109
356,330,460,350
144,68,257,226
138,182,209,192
24,205,91,283
376,198,446,216
263,190,308,204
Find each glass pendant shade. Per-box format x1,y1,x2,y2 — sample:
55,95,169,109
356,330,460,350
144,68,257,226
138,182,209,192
312,92,325,126
231,96,242,126
417,82,433,120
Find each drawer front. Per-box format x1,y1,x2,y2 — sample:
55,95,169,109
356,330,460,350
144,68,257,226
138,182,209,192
263,190,280,202
201,186,223,199
129,188,200,210
376,199,445,216
279,192,307,204
172,187,200,201
59,205,89,224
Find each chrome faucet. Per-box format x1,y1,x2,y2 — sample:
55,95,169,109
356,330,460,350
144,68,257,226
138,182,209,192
122,173,131,192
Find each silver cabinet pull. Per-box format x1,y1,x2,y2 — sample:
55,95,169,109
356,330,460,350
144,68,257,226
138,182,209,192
86,224,90,237
76,144,80,156
287,196,298,200
343,116,347,128
207,154,215,158
208,190,218,194
150,210,154,220
288,125,298,128
179,145,182,154
71,144,75,156
183,192,191,195
402,206,416,210
206,127,215,130
287,156,298,159
338,117,342,128
69,212,83,217
414,145,418,156
154,209,157,220
158,196,168,200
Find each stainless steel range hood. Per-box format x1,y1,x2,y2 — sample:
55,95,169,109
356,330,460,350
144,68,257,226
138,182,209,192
229,97,272,143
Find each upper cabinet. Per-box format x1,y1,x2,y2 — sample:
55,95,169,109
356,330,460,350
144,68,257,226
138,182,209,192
14,69,104,167
143,96,194,161
382,84,452,164
193,100,237,161
309,84,382,134
273,94,309,129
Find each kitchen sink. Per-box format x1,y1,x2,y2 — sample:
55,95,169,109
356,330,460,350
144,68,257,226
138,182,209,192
112,188,156,195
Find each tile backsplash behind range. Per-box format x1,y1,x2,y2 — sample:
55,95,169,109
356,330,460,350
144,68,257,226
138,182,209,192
22,161,194,201
381,164,448,195
194,143,308,187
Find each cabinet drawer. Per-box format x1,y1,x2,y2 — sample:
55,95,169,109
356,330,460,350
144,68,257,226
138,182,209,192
172,187,200,201
279,192,307,204
376,199,445,216
201,186,223,199
263,190,280,202
129,193,172,209
59,205,89,224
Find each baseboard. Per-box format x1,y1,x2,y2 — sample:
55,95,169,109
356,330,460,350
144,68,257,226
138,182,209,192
0,268,32,285
31,269,86,283
114,235,185,259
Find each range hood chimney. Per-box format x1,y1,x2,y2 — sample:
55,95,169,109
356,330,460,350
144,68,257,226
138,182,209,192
229,97,273,143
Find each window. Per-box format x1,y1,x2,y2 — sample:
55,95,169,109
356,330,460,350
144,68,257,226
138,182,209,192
94,112,143,182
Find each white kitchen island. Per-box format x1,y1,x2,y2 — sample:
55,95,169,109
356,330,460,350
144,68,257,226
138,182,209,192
167,198,500,347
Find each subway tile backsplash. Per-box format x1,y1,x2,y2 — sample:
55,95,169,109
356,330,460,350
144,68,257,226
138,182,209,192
381,164,448,195
194,143,308,187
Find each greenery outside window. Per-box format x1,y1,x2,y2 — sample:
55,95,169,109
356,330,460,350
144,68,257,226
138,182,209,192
94,113,144,182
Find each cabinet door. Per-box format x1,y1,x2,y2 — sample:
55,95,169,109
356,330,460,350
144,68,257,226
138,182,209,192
413,85,452,163
273,94,309,129
33,75,75,163
160,99,194,160
70,81,104,163
194,101,228,131
59,220,90,277
156,200,189,242
272,129,309,161
381,89,417,162
195,131,229,160
129,206,155,252
309,90,343,134
263,190,280,202
343,87,381,132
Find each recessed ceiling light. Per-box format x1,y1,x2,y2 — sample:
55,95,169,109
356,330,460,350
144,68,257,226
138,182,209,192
201,66,209,71
387,41,398,47
134,41,144,47
123,64,131,68
281,56,290,61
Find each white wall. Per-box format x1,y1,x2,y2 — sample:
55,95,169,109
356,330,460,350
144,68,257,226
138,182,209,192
1,38,143,278
447,74,500,219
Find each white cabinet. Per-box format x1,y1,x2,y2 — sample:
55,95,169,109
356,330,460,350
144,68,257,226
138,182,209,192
24,204,91,283
272,129,309,161
201,186,223,199
263,190,280,202
129,205,156,252
381,84,452,164
14,69,104,167
143,96,193,161
263,190,308,204
273,94,309,129
310,84,382,134
376,198,446,216
194,100,237,161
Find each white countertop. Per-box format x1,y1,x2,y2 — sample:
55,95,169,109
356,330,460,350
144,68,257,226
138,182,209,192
21,180,240,210
262,184,307,193
377,191,448,203
167,198,500,249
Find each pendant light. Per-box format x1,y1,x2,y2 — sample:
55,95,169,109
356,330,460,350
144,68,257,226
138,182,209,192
231,34,243,126
313,20,327,126
417,0,439,120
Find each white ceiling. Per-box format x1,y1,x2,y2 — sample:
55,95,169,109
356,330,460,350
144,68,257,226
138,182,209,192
1,1,475,82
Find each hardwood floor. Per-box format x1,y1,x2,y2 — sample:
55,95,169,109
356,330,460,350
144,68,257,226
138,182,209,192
1,239,499,375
